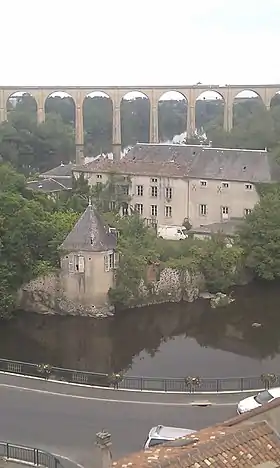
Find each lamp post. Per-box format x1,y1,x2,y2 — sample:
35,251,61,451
96,430,112,468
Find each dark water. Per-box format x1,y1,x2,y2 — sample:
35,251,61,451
1,282,280,378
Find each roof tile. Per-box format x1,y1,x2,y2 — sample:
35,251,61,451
114,421,280,468
75,144,275,183
59,204,116,252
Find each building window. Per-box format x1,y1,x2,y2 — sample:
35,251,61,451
69,256,74,273
109,201,116,211
200,180,207,187
245,183,253,190
199,204,207,216
135,203,143,215
221,206,229,214
244,208,252,216
104,251,114,272
151,205,158,217
222,182,229,188
122,203,128,216
122,185,129,196
136,185,143,196
74,255,85,273
165,187,172,199
151,186,158,197
97,174,102,179
165,206,172,217
151,177,158,183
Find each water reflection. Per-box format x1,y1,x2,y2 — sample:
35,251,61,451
1,282,280,378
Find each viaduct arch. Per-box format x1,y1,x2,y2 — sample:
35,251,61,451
1,84,280,163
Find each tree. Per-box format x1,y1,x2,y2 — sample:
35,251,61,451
239,188,280,280
0,163,78,317
0,110,75,175
91,172,132,214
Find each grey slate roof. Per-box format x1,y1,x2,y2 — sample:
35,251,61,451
125,143,273,183
59,204,116,253
190,219,244,236
75,143,276,183
27,177,72,192
40,163,74,178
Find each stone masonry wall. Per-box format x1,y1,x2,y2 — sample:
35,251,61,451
17,267,205,317
136,267,205,307
17,273,114,318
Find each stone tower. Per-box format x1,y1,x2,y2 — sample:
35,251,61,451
59,204,117,312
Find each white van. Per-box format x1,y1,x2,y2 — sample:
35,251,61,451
144,425,196,449
157,225,188,241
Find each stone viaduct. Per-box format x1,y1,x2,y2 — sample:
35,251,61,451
0,84,280,162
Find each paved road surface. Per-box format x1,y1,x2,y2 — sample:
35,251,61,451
0,374,240,468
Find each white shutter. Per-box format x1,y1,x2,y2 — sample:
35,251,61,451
78,256,85,273
113,252,119,268
69,256,74,273
104,254,109,272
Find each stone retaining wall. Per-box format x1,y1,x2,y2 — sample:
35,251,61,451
18,273,114,318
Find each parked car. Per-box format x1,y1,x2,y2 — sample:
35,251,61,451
144,425,196,450
237,387,280,414
157,225,188,241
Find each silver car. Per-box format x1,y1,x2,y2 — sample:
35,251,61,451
144,425,196,450
237,387,280,414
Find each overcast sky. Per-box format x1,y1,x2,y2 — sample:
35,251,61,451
2,0,279,86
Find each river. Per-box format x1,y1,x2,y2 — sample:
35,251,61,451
1,281,280,379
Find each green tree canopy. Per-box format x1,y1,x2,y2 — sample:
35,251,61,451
239,187,280,280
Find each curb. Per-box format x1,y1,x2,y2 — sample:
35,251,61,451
0,371,264,396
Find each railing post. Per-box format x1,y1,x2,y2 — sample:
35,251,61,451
6,443,9,459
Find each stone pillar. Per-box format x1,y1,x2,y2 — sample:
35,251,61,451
112,97,121,160
187,92,196,138
36,92,45,124
149,93,158,143
223,96,233,132
96,431,112,468
0,90,7,123
75,92,84,165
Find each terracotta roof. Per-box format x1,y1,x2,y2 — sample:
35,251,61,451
59,204,116,252
114,421,280,468
74,143,275,183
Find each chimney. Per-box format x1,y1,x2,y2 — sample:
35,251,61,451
96,431,112,468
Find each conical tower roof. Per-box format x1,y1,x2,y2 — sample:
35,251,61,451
59,205,116,252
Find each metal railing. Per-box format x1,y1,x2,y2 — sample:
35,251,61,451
0,442,63,468
0,357,274,393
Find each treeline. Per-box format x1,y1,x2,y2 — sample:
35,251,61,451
3,93,280,174
0,164,81,317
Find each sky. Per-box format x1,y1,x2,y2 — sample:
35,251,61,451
2,0,280,87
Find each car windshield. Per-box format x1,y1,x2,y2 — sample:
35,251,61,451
254,390,273,404
148,438,168,447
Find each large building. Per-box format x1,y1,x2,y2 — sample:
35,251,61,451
73,144,276,229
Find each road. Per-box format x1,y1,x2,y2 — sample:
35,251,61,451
0,374,240,468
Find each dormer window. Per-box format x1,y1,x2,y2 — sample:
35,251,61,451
200,180,207,187
97,174,102,179
245,184,252,190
